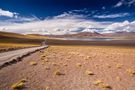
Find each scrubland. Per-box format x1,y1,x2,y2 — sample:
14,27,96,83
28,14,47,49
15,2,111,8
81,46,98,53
0,45,135,90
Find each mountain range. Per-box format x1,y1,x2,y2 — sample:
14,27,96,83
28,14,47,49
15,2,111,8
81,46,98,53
0,31,135,39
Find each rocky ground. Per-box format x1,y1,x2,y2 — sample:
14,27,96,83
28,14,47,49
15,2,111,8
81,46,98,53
0,45,135,90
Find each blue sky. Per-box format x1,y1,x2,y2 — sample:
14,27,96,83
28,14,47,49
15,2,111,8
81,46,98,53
0,0,135,34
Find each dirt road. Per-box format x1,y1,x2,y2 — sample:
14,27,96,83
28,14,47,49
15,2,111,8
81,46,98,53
0,46,135,90
0,46,47,66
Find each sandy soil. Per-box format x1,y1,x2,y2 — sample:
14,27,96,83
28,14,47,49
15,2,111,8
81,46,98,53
0,45,135,90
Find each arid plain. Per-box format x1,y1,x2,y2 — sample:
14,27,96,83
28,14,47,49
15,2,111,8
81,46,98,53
0,45,135,90
0,31,135,90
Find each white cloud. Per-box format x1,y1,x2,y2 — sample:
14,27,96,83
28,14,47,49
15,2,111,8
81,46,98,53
103,20,135,33
69,8,89,14
129,0,135,6
0,10,135,35
53,12,86,19
5,15,40,23
93,13,129,19
114,0,124,7
114,0,135,8
0,8,18,18
0,13,110,35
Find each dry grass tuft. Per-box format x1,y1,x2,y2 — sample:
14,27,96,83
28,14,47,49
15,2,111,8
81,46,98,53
95,64,99,68
11,79,27,89
116,76,121,81
41,55,46,58
45,86,50,90
106,64,111,68
84,56,91,60
85,70,94,75
100,83,111,89
45,66,50,70
63,64,68,66
54,70,64,76
11,82,25,89
76,63,82,67
126,69,135,76
116,64,123,69
93,80,103,85
29,61,37,66
94,80,111,89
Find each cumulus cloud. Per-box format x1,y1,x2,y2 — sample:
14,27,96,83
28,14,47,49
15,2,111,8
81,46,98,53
0,19,104,35
103,20,135,33
0,8,18,18
0,9,135,35
93,13,129,19
0,12,110,35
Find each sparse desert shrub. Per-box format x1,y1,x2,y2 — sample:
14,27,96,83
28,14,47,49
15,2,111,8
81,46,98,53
63,64,68,66
85,56,91,60
45,86,50,90
11,82,24,89
54,70,64,76
41,55,46,58
29,61,37,65
93,80,102,85
100,83,111,89
94,80,111,89
106,64,111,68
11,79,27,89
45,66,50,70
76,63,82,67
85,70,94,75
126,69,135,76
116,76,121,81
116,64,123,69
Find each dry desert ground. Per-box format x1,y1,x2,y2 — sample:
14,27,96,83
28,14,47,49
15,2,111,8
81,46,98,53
0,45,135,90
